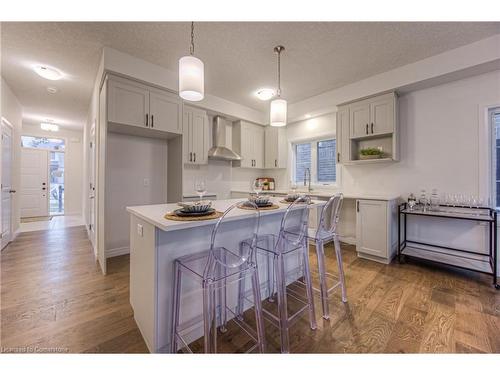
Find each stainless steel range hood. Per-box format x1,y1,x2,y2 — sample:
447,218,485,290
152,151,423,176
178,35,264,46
208,116,242,161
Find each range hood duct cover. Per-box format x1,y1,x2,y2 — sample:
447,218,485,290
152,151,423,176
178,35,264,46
208,116,242,161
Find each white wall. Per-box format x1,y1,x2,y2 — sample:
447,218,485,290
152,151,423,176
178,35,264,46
21,123,84,216
105,131,167,252
1,77,23,235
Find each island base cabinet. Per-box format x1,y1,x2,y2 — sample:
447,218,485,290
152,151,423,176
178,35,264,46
355,199,397,264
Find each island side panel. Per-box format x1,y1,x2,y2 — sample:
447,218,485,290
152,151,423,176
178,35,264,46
129,214,157,353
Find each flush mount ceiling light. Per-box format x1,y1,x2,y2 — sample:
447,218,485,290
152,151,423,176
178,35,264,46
34,65,63,81
47,86,58,94
255,88,275,101
270,46,287,127
40,122,59,132
179,22,204,102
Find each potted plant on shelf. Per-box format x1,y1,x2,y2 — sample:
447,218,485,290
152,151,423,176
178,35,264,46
359,147,384,160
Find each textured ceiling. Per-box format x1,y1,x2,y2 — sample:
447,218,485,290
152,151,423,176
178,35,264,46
2,22,499,129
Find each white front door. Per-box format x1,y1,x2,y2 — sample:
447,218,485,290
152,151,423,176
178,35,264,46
1,121,14,249
20,148,49,218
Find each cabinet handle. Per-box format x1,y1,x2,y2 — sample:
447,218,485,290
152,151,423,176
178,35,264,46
356,201,359,212
146,114,149,127
189,152,192,162
151,115,154,128
371,122,374,134
366,123,368,134
275,159,277,167
337,153,340,163
194,153,196,162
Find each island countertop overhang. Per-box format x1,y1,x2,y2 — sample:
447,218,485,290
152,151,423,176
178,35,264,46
126,198,326,232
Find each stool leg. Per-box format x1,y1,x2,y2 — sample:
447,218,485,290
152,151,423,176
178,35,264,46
315,239,330,319
250,266,266,353
202,281,214,353
219,253,228,333
237,243,247,320
210,283,218,352
170,261,182,353
334,236,347,303
302,241,317,330
267,237,275,302
275,249,290,353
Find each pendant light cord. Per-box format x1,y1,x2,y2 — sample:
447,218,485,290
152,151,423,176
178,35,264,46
190,21,195,55
276,48,281,97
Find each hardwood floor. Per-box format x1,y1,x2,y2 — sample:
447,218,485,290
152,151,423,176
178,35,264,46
1,225,499,353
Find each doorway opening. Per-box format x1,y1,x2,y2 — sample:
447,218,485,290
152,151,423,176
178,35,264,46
20,136,66,218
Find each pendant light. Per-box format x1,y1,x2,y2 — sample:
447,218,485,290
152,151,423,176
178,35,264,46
179,22,204,101
270,45,287,127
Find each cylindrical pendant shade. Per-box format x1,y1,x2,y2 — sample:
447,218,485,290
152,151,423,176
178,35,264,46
179,55,204,101
270,98,287,127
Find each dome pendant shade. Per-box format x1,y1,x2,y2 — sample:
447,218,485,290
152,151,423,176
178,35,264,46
179,55,204,101
270,98,287,127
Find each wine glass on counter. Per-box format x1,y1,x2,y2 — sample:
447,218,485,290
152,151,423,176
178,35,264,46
252,179,263,197
194,179,207,202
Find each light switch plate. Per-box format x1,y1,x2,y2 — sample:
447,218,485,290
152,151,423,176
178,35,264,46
137,224,143,237
143,178,150,187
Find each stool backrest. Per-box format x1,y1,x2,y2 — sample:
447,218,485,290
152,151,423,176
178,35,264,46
203,201,260,279
278,195,311,248
316,193,343,238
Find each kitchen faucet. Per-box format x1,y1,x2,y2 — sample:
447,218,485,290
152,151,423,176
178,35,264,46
304,168,312,192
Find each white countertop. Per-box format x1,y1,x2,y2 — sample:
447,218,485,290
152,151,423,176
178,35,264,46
230,189,400,201
127,198,326,232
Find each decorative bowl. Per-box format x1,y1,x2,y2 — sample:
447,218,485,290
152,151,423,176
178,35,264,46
177,201,212,213
249,196,270,206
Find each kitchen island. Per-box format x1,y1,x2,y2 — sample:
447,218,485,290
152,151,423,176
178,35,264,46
126,197,326,353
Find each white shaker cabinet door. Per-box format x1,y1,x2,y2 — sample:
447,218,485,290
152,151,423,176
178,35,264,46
108,79,149,128
149,90,182,134
349,101,370,138
356,199,388,258
369,94,395,135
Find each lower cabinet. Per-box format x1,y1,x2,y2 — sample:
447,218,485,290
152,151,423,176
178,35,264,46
355,199,397,263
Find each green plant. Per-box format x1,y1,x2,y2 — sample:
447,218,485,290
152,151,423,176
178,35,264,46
360,147,384,156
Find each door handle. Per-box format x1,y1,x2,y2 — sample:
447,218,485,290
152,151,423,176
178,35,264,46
146,114,149,127
151,115,154,128
371,123,374,133
366,123,368,134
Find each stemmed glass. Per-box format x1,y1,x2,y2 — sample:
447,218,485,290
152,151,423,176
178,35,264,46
252,179,263,197
195,179,207,202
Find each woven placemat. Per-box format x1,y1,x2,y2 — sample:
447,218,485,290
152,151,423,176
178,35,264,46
164,211,224,221
238,203,280,211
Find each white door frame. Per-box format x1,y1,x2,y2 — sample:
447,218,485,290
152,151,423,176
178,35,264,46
1,118,14,249
88,122,96,250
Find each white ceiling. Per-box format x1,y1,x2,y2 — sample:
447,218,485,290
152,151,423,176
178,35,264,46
2,22,499,130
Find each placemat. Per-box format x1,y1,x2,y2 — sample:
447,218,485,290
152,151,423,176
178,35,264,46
238,203,280,211
279,200,313,205
164,211,224,221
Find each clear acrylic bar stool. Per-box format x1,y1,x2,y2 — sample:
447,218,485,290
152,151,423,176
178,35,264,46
306,193,347,320
237,196,317,353
170,202,266,353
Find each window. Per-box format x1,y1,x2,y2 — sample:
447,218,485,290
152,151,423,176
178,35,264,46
493,110,500,208
21,135,65,151
293,138,337,186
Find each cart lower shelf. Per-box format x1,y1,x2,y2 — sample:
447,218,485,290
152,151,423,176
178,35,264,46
400,245,492,274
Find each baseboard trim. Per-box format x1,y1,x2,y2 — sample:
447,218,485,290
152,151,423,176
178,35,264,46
339,235,356,246
106,246,129,258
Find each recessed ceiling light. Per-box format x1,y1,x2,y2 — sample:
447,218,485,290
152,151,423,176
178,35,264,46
47,87,58,94
255,88,275,101
34,65,63,81
40,122,59,132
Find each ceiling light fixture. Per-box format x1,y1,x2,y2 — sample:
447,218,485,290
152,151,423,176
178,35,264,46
34,65,63,81
47,87,58,94
270,46,287,127
255,88,275,101
40,122,59,132
179,22,204,102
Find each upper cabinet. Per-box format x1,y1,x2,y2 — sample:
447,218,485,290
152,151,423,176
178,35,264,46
183,106,209,165
107,75,182,135
233,121,265,168
265,127,287,169
337,92,399,164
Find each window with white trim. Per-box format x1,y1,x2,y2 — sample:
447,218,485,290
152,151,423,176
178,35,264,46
293,138,337,186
